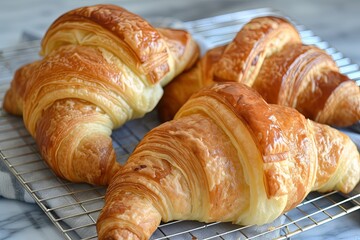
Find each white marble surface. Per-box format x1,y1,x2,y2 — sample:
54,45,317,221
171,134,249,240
0,0,360,239
0,198,63,240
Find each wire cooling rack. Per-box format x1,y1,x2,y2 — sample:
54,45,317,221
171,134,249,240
0,7,360,240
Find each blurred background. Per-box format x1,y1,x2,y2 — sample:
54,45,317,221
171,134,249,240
1,0,360,64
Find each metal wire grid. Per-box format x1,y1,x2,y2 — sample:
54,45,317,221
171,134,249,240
0,7,359,240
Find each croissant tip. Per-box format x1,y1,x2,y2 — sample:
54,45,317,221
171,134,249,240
3,90,22,116
100,228,141,240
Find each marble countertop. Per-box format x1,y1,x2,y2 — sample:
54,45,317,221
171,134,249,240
0,0,359,239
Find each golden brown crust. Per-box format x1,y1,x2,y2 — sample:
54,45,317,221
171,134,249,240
158,16,302,122
253,42,360,126
315,80,360,126
213,16,301,85
158,45,225,121
36,98,120,185
156,28,200,72
3,61,41,116
40,4,199,86
179,83,317,208
41,4,169,84
98,82,360,239
159,16,360,127
253,44,337,107
156,27,200,86
2,4,199,185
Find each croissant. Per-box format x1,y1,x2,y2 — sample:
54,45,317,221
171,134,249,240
97,82,360,240
2,4,199,185
158,16,360,127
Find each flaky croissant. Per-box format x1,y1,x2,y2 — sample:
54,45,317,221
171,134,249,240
97,82,360,240
2,4,199,185
158,16,360,127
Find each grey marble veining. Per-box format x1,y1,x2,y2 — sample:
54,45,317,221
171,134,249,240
0,0,359,239
0,198,63,240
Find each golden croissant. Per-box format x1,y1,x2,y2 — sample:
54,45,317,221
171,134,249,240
158,16,360,127
97,82,360,240
2,4,199,185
